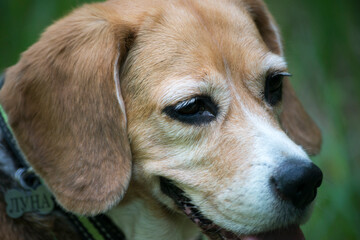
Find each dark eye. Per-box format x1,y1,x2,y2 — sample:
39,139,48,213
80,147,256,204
264,72,291,106
163,96,218,125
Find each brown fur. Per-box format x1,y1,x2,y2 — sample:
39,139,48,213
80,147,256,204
0,2,135,215
0,0,322,239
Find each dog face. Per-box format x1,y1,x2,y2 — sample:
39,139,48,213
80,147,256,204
122,1,322,237
0,0,322,239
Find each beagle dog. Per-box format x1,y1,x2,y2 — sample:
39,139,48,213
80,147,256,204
0,0,323,239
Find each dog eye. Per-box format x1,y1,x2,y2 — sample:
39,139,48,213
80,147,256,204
264,72,291,106
163,96,218,125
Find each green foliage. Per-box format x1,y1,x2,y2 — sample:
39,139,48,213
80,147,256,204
267,0,360,239
1,0,359,239
0,0,101,69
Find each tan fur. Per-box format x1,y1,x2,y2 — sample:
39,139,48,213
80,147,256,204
0,0,321,239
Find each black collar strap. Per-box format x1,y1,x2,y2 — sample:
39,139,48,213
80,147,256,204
0,73,125,240
0,77,28,170
0,73,4,89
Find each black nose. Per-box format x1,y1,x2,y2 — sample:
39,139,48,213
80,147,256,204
271,159,323,209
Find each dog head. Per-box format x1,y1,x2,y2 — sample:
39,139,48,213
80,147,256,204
0,0,322,239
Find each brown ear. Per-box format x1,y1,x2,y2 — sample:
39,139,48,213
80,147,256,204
242,0,322,155
280,79,322,155
0,3,138,214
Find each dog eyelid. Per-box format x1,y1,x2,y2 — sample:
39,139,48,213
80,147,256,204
162,96,218,125
264,71,291,106
174,98,197,111
266,70,291,78
273,71,292,77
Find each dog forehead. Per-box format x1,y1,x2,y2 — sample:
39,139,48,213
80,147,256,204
125,0,272,92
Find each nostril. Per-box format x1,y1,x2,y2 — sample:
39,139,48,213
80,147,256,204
271,159,323,209
296,184,305,196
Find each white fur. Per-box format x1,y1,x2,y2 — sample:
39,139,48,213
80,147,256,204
114,48,127,121
187,87,312,234
158,56,313,235
158,76,231,110
106,200,199,240
262,53,287,71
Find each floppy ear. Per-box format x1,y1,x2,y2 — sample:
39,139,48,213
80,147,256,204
0,3,138,214
242,0,322,155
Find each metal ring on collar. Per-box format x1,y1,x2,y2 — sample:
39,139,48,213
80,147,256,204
14,167,36,190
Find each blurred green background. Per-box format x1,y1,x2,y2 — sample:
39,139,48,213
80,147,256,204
0,0,359,239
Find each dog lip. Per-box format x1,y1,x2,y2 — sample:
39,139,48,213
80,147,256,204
159,177,306,240
159,177,229,239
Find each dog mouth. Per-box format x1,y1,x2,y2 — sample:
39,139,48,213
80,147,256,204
159,177,305,240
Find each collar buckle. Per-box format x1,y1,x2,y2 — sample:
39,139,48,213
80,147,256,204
14,167,40,190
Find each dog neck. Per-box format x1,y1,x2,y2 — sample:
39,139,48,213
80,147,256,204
106,196,201,240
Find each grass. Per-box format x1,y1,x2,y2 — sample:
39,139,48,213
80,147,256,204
1,0,359,239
